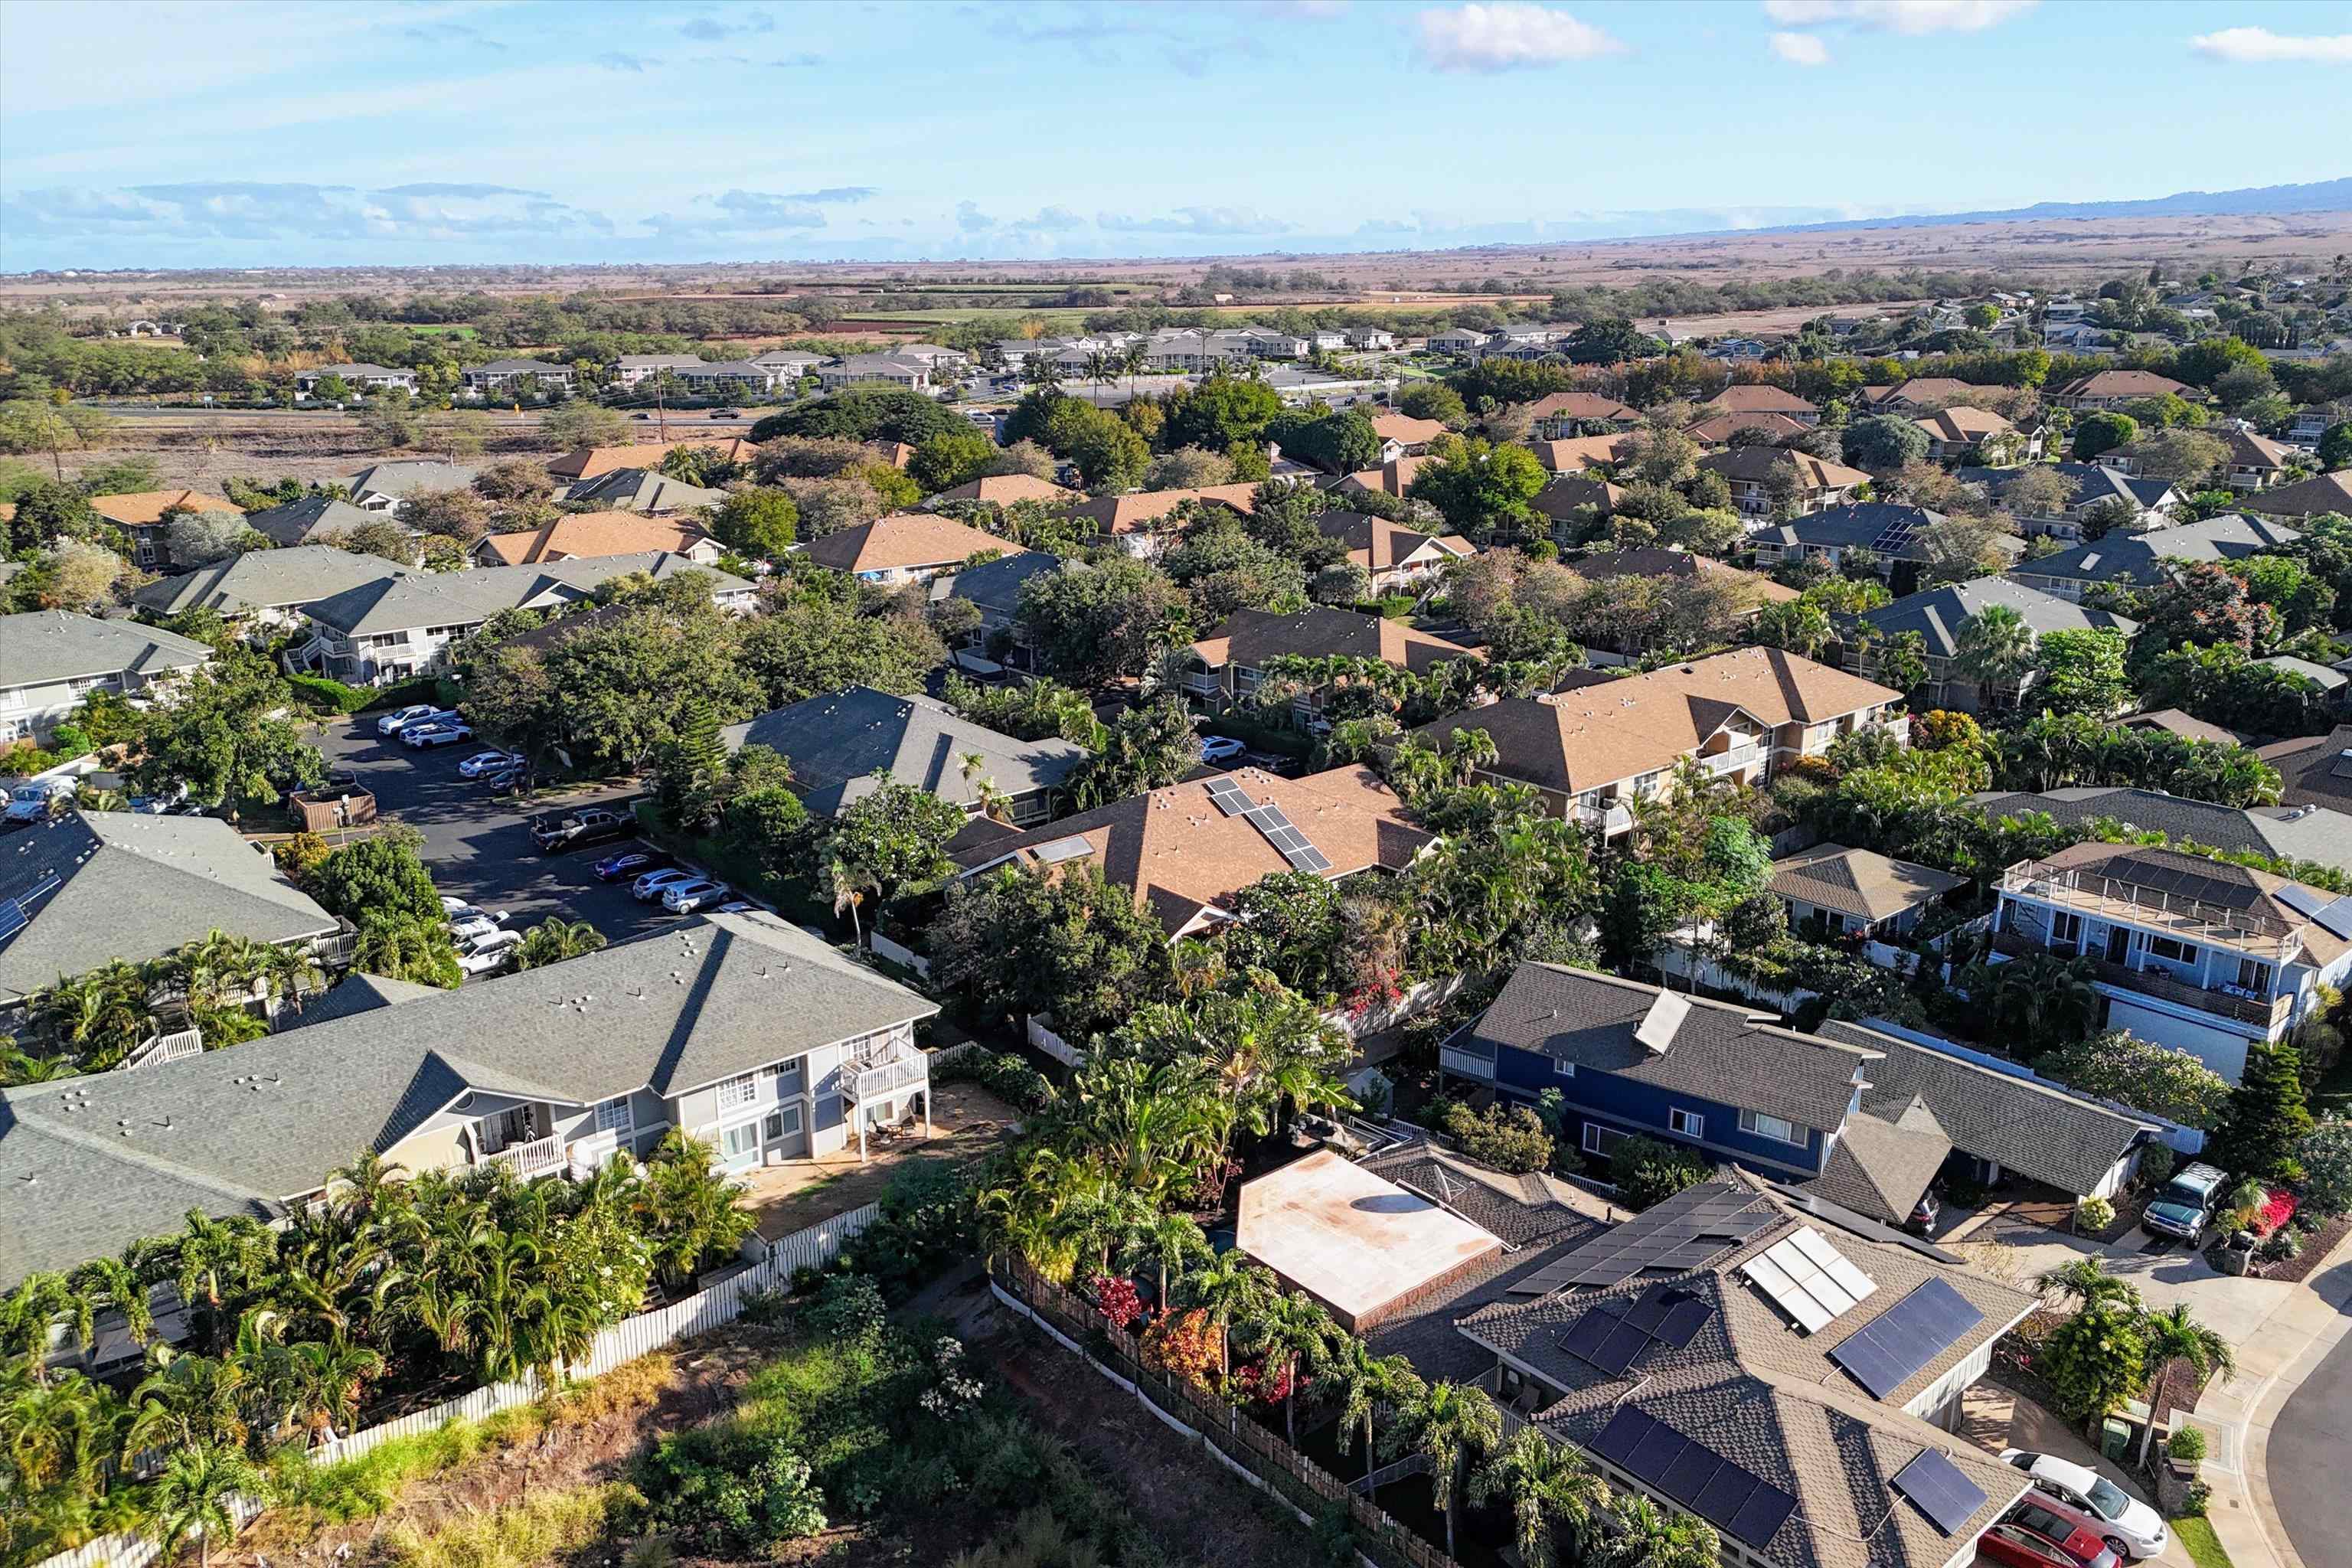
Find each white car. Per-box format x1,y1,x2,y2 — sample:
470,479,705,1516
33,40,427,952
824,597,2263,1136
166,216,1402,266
2000,1451,2168,1560
456,928,525,976
457,750,519,778
632,867,701,901
662,877,728,913
446,906,508,944
438,894,469,915
1198,734,1246,764
377,704,449,737
403,720,475,749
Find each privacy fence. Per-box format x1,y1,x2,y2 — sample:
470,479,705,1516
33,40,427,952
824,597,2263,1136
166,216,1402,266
34,1200,887,1568
990,1257,1469,1568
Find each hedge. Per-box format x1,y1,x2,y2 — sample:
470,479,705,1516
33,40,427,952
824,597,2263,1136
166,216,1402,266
289,673,376,714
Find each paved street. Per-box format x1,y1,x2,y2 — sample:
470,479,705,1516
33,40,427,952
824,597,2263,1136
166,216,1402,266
2261,1242,2352,1568
312,718,685,952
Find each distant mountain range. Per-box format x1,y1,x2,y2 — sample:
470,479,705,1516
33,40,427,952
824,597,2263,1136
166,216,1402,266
1757,178,2352,235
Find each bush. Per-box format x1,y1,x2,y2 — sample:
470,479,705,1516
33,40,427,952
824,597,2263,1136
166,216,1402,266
1437,1101,1555,1174
935,1047,1054,1114
0,747,60,777
2135,1143,2176,1194
288,672,375,714
2167,1425,2207,1463
2075,1195,2117,1233
2255,1228,2301,1265
46,723,93,760
1610,1133,1714,1210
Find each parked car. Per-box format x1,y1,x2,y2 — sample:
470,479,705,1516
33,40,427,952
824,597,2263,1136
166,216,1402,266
439,894,469,915
377,704,451,737
632,867,701,901
402,720,475,749
662,877,729,913
456,928,525,977
458,750,519,778
2141,1162,2229,1245
1198,734,1246,764
4,776,79,825
1977,1498,2122,1568
532,806,630,852
1906,1190,1942,1237
448,910,508,944
1999,1452,2167,1560
709,408,740,418
593,850,662,883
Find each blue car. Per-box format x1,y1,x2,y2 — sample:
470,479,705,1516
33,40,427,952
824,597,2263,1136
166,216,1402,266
593,849,660,883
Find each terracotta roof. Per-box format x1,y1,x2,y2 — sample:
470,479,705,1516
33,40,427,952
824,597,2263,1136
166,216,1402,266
1063,483,1259,535
2220,427,2295,469
473,511,715,566
1524,390,1638,423
952,764,1431,936
1683,410,1811,447
2243,472,2352,518
1570,547,1800,604
1530,433,1639,472
547,443,678,481
1416,648,1900,795
1701,384,1818,416
1368,411,1449,446
87,488,240,525
1768,844,1966,924
929,473,1081,505
1534,475,1628,519
2120,708,2246,746
1874,377,1980,407
1334,456,1426,497
1697,448,1870,490
1314,511,1475,575
2054,369,2191,400
1191,606,1478,676
799,513,1008,574
1911,405,2014,444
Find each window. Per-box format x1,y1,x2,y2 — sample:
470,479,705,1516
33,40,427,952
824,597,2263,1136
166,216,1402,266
1668,1108,1705,1138
766,1059,804,1093
1553,1058,1576,1078
715,1073,756,1111
1739,1109,1804,1145
1583,1123,1625,1157
2146,934,2197,965
2050,910,2082,946
2237,957,2273,993
718,1121,760,1162
594,1096,632,1135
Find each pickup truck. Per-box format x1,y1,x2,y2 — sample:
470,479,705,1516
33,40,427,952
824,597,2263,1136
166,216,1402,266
530,806,631,853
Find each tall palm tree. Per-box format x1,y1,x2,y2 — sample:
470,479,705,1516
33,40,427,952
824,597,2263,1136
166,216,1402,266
1593,1494,1720,1568
127,1348,251,1454
260,942,324,1018
1181,1253,1272,1380
513,917,608,970
2,1271,74,1380
63,1256,155,1357
2135,1303,2236,1467
270,1338,385,1440
4,1370,122,1494
147,1442,260,1568
1385,1378,1502,1559
1125,1211,1209,1311
1,1044,80,1085
1472,1426,1613,1568
165,1210,276,1353
2037,1257,2140,1312
824,856,881,949
1122,339,1149,400
1954,604,2037,701
1234,1289,1340,1442
1083,351,1115,403
1326,1339,1425,1488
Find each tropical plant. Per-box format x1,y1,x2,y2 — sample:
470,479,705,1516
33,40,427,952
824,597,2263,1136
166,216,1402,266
1472,1426,1613,1568
1233,1289,1341,1443
2036,1257,2140,1312
1592,1494,1720,1568
2135,1303,2235,1467
147,1442,261,1568
633,1132,754,1289
1384,1379,1502,1558
511,918,607,970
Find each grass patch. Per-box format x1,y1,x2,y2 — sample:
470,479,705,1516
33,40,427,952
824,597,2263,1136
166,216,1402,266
382,1482,635,1568
2172,1516,2232,1568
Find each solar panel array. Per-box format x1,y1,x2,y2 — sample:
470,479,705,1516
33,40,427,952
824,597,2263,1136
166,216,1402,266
2278,884,2328,919
1828,1279,1984,1400
1740,1227,1877,1334
2315,896,2352,939
1590,1406,1799,1550
1553,1284,1716,1376
1246,802,1334,874
1891,1449,1989,1537
1205,776,1253,817
2101,855,2260,914
1868,510,1929,557
1509,1186,1774,1296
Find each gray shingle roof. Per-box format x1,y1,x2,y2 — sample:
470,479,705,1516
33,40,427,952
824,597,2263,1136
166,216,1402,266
243,497,379,546
1955,462,2177,512
285,970,441,1028
301,552,750,635
0,913,935,1284
720,686,1086,815
1798,1096,1950,1225
1970,787,2352,877
343,462,482,503
0,810,339,1003
940,550,1063,614
2256,724,2352,812
1769,844,1968,925
1460,965,1877,1135
1819,1021,2154,1195
0,611,213,688
132,546,420,617
1844,577,2138,660
2009,514,2301,588
557,469,727,512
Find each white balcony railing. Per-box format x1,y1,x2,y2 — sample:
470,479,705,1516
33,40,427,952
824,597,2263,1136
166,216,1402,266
1700,742,1763,776
841,1044,928,1105
482,1133,563,1178
121,1027,203,1071
1573,800,1633,835
1184,673,1223,697
1439,1046,1497,1082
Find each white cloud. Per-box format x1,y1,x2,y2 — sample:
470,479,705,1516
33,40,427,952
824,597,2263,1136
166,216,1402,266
1769,30,1831,64
1414,4,1624,71
2190,27,2352,64
1762,1,2034,34
1098,205,1297,235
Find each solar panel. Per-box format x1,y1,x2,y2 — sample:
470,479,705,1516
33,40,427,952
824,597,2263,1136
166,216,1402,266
1789,1226,1880,1305
1728,1481,1799,1548
1205,777,1253,816
1590,1405,1653,1467
1588,1406,1795,1549
1743,1251,1834,1334
1285,846,1334,874
1656,1298,1713,1349
1892,1449,1988,1537
1830,1279,1984,1400
2314,897,2352,939
2277,884,2328,919
1508,1185,1771,1297
0,900,27,943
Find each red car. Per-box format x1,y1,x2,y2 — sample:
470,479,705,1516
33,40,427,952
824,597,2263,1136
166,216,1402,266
1978,1500,2122,1568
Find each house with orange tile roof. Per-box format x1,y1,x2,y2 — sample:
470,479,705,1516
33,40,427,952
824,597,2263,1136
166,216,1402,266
1694,448,1870,518
1854,377,1984,414
1331,455,1426,498
923,473,1080,508
1524,390,1640,438
1060,484,1259,554
950,764,1432,939
1313,511,1475,593
1415,647,1903,836
1184,606,1478,717
1681,410,1812,449
1367,410,1449,460
469,511,724,568
87,488,244,569
1698,384,1820,425
1529,433,1639,472
2049,369,2197,412
798,513,1009,584
546,437,756,482
1910,405,2030,464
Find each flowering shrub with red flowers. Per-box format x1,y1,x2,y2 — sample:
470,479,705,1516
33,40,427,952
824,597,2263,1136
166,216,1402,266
1231,1358,1304,1407
1089,1273,1144,1332
2252,1187,2298,1237
1344,972,1406,1021
1140,1308,1221,1390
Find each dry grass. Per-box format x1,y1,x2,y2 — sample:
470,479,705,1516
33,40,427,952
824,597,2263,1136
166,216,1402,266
379,1483,635,1568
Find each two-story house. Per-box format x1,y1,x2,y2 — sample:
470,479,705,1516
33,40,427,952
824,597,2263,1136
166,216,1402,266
1183,606,1478,720
0,610,212,745
471,511,724,567
1681,409,1811,449
1697,384,1821,426
243,495,380,548
931,549,1064,664
1530,432,1641,473
671,361,781,397
0,913,939,1289
1952,462,2182,540
799,513,1010,586
817,355,932,392
293,363,419,395
721,686,1086,827
2004,513,2299,602
751,349,827,383
609,354,709,388
1750,504,2024,594
460,358,574,395
556,468,727,514
342,460,482,517
1367,411,1449,461
1989,841,2352,1080
1912,406,2033,464
133,545,426,629
2049,369,2194,412
1313,511,1476,594
2216,426,2296,491
1838,577,2140,713
1345,327,1396,351
1424,327,1490,357
88,488,244,569
1694,448,1868,518
2244,471,2352,520
1415,648,1905,837
1525,390,1640,439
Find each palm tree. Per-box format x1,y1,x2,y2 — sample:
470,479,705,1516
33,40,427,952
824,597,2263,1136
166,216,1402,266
1182,1253,1272,1380
1472,1426,1613,1568
2135,1303,2236,1466
270,1338,386,1440
1954,604,2037,702
824,856,881,949
1235,1290,1341,1442
957,751,1015,823
513,917,608,970
1385,1378,1502,1559
634,1130,754,1289
2,1270,74,1380
2037,1257,2140,1312
1122,339,1149,400
1083,351,1115,403
63,1256,155,1358
127,1348,251,1454
1593,1494,1720,1568
1,1044,80,1085
4,1369,122,1494
259,942,324,1018
165,1210,276,1352
148,1442,260,1568
1326,1340,1425,1488
1126,1210,1209,1311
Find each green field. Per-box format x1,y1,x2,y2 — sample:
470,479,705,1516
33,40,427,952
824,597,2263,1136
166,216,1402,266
402,324,479,338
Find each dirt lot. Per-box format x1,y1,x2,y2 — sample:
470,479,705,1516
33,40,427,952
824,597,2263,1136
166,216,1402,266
740,1079,1024,1240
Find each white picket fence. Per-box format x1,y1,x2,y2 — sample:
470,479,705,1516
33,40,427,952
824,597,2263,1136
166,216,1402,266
34,1200,888,1568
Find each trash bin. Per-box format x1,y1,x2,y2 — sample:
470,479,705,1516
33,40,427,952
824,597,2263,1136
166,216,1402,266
2101,1417,2133,1462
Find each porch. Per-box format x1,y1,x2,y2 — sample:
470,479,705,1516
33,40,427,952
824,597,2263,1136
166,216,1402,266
739,1077,1022,1240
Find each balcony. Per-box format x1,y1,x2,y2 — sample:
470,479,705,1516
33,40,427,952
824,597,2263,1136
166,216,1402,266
1572,800,1634,835
1700,742,1764,776
1439,1045,1497,1081
1184,673,1224,698
1999,859,2301,959
841,1040,928,1106
481,1133,563,1178
1988,931,2289,1030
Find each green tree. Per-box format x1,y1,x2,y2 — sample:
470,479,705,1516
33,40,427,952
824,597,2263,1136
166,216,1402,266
1566,318,1659,364
753,386,967,446
819,779,963,910
1396,381,1468,426
1408,434,1547,544
2294,1115,2352,1216
147,1442,260,1568
733,593,943,709
126,656,325,819
1067,697,1200,808
538,401,631,449
907,427,998,492
1383,1380,1501,1560
926,862,1172,1037
2036,1031,2232,1128
1014,557,1189,688
1592,1495,1720,1568
2215,1041,2314,1179
2317,421,2352,472
704,487,798,558
1162,372,1284,452
2136,1303,2235,1468
511,917,607,970
1220,872,1348,998
1471,1423,1611,1568
302,831,446,925
0,400,116,481
1841,414,1931,473
1609,1133,1714,1210
652,694,728,831
2071,411,2138,461
1952,603,2037,696
2040,1300,2148,1427
634,1130,756,1288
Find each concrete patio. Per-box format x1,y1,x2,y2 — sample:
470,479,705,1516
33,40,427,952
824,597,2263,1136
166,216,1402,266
740,1078,1021,1240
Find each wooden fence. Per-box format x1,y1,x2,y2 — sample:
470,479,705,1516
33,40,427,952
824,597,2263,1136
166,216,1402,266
990,1258,1468,1568
34,1200,888,1568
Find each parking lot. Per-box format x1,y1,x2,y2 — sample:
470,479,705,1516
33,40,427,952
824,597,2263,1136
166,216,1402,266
312,719,696,952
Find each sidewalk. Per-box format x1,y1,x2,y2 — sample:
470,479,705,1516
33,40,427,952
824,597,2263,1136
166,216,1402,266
2197,1224,2352,1568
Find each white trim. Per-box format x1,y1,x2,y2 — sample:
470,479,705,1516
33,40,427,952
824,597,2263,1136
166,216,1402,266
1669,1107,1706,1138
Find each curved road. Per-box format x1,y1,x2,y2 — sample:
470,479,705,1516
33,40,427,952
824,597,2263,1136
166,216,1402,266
2269,1300,2352,1566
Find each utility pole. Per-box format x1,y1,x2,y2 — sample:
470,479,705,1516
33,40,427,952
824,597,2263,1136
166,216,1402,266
655,376,669,443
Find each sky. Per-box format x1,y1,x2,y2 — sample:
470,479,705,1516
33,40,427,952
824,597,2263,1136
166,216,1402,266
2,0,2349,272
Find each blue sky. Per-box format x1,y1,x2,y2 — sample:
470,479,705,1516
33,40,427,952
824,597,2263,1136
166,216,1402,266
2,0,2347,271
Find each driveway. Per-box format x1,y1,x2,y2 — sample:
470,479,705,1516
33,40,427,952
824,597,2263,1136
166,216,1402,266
312,719,682,952
1945,1223,2293,1349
